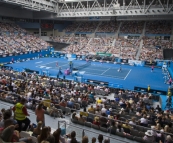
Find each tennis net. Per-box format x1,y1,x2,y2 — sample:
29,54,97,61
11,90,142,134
75,62,91,70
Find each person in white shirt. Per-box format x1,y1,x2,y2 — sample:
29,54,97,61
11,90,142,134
101,105,107,114
140,115,148,127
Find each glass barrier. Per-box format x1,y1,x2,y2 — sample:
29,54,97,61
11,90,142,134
65,123,130,143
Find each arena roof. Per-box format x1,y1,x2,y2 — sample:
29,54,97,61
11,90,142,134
0,0,173,18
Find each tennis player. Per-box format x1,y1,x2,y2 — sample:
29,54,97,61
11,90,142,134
151,65,154,72
169,77,172,86
100,59,103,64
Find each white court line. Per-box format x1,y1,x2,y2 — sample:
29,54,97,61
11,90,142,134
101,68,110,75
124,69,132,80
84,72,125,80
35,61,43,64
36,61,58,67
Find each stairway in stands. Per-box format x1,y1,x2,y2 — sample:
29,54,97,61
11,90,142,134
94,21,102,35
115,22,122,38
136,22,146,60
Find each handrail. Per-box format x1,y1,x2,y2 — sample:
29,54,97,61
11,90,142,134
65,122,130,143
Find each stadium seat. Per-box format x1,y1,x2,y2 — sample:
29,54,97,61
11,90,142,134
100,127,107,132
92,124,100,130
85,122,92,128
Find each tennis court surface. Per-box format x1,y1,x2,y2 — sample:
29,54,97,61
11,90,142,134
6,58,169,91
36,60,131,80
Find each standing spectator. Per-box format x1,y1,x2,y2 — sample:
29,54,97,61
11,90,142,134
147,85,150,93
12,98,30,132
35,103,45,127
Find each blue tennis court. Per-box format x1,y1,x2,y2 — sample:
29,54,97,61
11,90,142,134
38,61,131,80
6,57,169,91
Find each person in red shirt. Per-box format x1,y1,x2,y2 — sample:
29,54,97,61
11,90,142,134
35,103,45,127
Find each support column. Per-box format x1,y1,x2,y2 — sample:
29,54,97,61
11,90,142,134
39,19,41,36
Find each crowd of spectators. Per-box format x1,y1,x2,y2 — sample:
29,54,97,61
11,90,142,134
0,68,112,142
77,22,99,33
97,21,120,33
139,37,173,61
0,22,50,55
72,90,173,143
107,38,140,60
145,21,172,34
64,23,80,32
120,21,144,34
0,68,173,143
52,35,71,43
0,22,26,33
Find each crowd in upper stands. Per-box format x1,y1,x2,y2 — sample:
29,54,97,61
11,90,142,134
0,22,50,55
120,21,144,34
139,37,173,61
97,21,119,33
145,21,172,34
56,20,173,60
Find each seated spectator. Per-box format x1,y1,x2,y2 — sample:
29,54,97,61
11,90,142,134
93,116,100,126
163,135,173,143
143,130,155,142
89,92,95,102
53,128,66,143
0,125,15,142
97,134,103,143
37,127,53,143
92,137,96,143
66,131,78,143
71,112,78,120
129,117,136,125
78,114,86,123
101,105,107,114
1,119,32,143
59,100,67,107
116,123,124,133
82,136,88,143
122,121,131,135
105,108,110,116
104,138,110,143
96,97,102,104
88,105,95,114
67,98,74,108
33,121,42,137
107,121,116,134
140,115,148,127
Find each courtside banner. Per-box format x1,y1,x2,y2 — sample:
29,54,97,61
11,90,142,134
145,61,157,66
120,59,128,63
128,60,143,66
